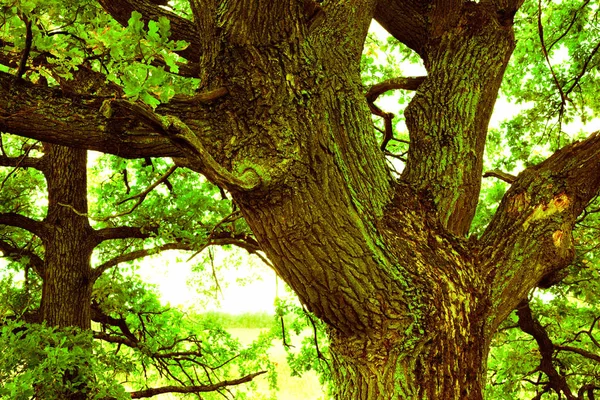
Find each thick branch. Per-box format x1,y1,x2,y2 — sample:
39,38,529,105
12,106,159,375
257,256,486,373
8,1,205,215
373,0,429,56
0,72,182,158
92,302,139,345
0,212,47,238
0,154,45,169
97,0,203,62
482,132,600,331
365,76,426,104
188,0,220,84
128,371,267,398
113,100,260,192
555,344,600,364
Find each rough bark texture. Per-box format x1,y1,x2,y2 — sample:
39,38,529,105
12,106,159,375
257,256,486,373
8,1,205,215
39,144,95,329
1,0,599,399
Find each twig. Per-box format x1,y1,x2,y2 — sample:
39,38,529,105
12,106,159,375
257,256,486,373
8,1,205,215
16,14,32,78
0,139,36,191
128,370,267,398
483,169,517,184
537,0,571,109
186,211,242,262
208,247,223,299
117,165,177,206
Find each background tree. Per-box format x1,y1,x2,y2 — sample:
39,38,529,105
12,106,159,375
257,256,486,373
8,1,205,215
1,0,600,399
0,133,268,398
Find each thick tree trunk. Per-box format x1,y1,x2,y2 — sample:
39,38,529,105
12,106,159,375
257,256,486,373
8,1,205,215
223,4,514,399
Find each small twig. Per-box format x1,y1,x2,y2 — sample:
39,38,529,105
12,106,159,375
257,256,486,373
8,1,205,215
303,306,331,370
0,140,37,191
537,0,571,109
16,14,33,78
186,211,242,262
122,168,130,194
208,248,223,299
483,169,517,184
280,315,292,349
117,165,177,206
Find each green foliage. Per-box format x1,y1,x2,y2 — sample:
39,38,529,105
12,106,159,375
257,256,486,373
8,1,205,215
0,321,129,399
274,297,332,390
500,0,600,167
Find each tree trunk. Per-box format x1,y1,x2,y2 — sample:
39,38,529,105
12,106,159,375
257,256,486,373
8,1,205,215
40,144,94,329
39,144,95,400
220,4,514,399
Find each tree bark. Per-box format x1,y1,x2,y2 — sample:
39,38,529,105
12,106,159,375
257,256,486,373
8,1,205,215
40,144,95,329
38,144,95,400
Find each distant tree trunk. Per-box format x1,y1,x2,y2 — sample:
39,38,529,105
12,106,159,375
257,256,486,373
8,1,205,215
39,144,94,400
40,144,94,329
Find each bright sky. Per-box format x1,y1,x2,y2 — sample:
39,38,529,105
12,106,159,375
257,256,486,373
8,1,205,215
135,248,286,314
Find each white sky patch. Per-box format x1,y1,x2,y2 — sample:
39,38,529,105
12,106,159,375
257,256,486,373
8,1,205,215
135,249,285,314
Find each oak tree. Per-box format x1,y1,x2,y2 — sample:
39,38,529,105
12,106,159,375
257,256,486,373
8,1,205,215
2,0,600,398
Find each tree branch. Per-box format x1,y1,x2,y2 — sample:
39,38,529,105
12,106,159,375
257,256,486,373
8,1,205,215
116,165,177,206
483,169,517,184
373,0,429,56
481,132,600,331
365,76,425,151
0,154,45,169
0,238,45,278
112,100,261,192
555,344,600,364
188,0,220,85
16,13,33,79
0,212,47,238
92,302,139,345
516,300,576,399
128,370,267,398
0,72,183,158
365,76,426,104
